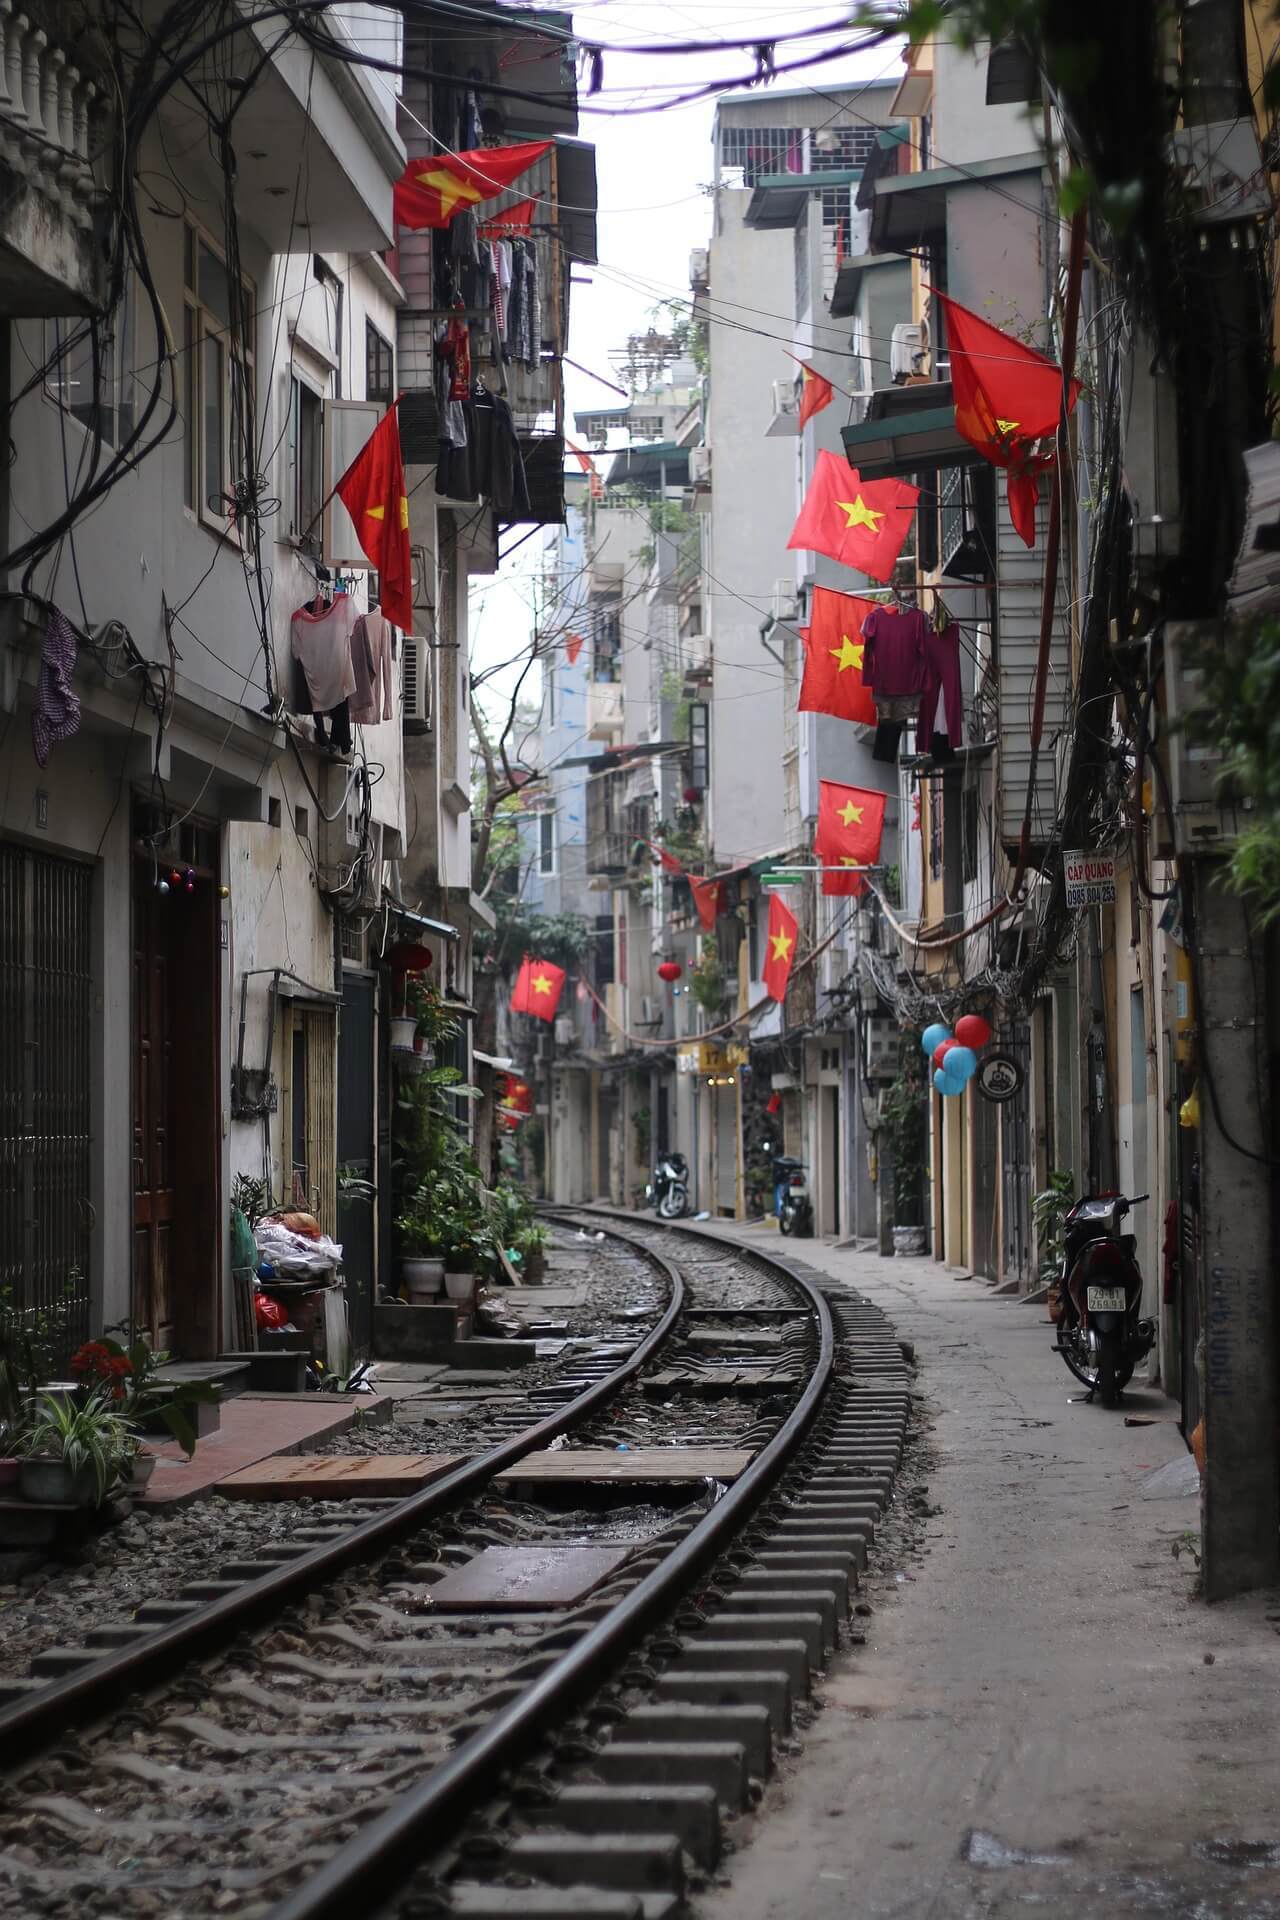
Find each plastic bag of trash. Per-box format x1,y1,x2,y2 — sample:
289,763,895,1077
255,1220,343,1279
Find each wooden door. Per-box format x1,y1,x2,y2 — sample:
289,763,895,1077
133,882,177,1349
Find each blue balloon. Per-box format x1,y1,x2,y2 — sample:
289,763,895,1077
922,1023,951,1056
945,1045,977,1081
933,1067,965,1096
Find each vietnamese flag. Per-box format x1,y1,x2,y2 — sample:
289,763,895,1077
510,954,566,1023
763,894,799,1002
787,451,919,584
821,860,869,899
564,632,584,665
394,140,551,231
689,873,724,932
931,289,1080,547
479,195,536,237
813,779,887,867
335,403,413,635
798,587,877,726
797,360,833,430
653,843,683,876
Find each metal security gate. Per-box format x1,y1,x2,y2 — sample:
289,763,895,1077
999,1023,1035,1287
337,972,376,1356
0,843,92,1361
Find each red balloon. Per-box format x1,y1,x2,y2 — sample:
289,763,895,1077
954,1013,992,1049
932,1039,958,1070
657,960,682,983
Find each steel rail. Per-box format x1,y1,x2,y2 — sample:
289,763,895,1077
0,1228,684,1760
267,1215,835,1920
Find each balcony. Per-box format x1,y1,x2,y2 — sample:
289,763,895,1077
0,7,108,315
586,680,623,741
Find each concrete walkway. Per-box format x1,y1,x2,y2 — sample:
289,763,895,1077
702,1231,1280,1920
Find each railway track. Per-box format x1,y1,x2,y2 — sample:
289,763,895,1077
0,1215,911,1920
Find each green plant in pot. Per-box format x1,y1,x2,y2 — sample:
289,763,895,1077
72,1335,219,1461
395,1187,447,1299
17,1387,131,1507
514,1220,549,1283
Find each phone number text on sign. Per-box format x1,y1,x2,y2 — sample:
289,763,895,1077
1063,849,1117,908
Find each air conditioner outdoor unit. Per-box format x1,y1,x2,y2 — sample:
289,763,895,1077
772,578,800,625
553,1015,575,1047
890,322,925,381
689,246,709,290
771,380,798,418
688,446,712,487
401,634,430,734
638,996,662,1027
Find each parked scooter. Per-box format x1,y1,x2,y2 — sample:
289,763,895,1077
775,1156,814,1237
647,1150,689,1220
1051,1190,1155,1407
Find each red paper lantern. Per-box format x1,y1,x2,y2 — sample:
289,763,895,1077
389,942,433,972
932,1039,958,1071
682,786,702,804
766,1092,782,1115
954,1013,992,1050
657,960,682,983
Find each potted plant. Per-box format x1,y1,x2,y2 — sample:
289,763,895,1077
17,1388,130,1507
71,1336,219,1459
514,1221,549,1284
394,1198,446,1298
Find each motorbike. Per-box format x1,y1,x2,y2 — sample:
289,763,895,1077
1051,1190,1155,1407
775,1156,814,1238
647,1150,689,1220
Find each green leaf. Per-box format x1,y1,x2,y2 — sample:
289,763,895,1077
1058,167,1093,218
157,1401,198,1459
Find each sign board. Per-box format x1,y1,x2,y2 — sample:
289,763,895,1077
976,1053,1024,1103
677,1042,729,1074
1063,849,1117,909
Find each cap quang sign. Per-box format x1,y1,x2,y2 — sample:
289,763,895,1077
1063,849,1117,909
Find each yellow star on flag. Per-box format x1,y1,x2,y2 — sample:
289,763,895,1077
829,634,864,673
531,972,554,995
836,495,884,532
838,800,864,827
769,929,794,962
366,504,385,521
399,495,409,531
415,166,485,219
994,417,1020,436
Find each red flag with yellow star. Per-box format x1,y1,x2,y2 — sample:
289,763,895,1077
689,873,725,932
510,954,566,1023
394,141,552,230
335,403,413,635
797,587,877,725
796,360,833,430
813,779,887,867
787,451,919,583
762,894,799,1002
820,861,868,899
930,289,1080,548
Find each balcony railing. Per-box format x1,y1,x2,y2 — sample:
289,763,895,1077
0,8,106,313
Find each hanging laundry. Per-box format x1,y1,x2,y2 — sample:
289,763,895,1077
918,616,963,756
860,603,930,699
32,604,81,767
291,592,358,715
351,609,395,724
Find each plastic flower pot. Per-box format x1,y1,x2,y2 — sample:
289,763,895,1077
129,1453,158,1491
444,1270,476,1302
390,1015,418,1051
19,1457,97,1507
403,1256,444,1300
0,1459,18,1491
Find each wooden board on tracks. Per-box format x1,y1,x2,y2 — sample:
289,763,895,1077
427,1542,635,1609
216,1453,466,1500
496,1447,753,1484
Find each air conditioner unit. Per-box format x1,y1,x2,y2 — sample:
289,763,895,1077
863,1014,898,1079
689,246,709,291
688,446,712,487
553,1015,575,1047
771,380,798,418
890,322,925,381
772,578,800,625
638,995,662,1027
401,634,430,734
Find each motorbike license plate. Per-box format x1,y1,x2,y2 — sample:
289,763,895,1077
1086,1285,1126,1313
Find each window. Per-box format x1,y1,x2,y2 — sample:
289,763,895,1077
285,376,324,553
538,810,556,875
592,597,621,682
717,126,798,186
182,222,255,529
366,319,394,405
45,288,136,447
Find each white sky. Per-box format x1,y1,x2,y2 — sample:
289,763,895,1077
469,3,905,728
